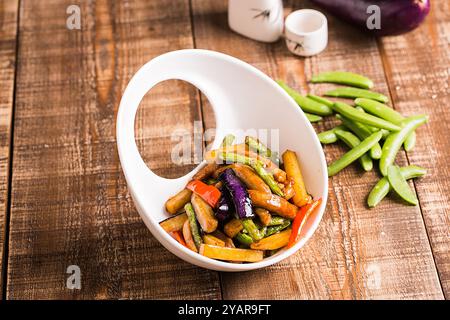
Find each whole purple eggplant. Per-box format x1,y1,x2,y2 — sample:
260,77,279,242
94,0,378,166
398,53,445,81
310,0,430,36
219,169,254,219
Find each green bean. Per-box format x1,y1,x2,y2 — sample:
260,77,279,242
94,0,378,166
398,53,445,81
354,98,403,123
335,130,373,171
268,216,289,226
317,125,346,144
205,178,218,185
220,152,257,166
354,105,388,151
311,71,374,89
355,106,379,132
235,232,254,246
270,151,280,167
245,136,272,157
336,114,372,137
265,220,291,237
336,114,382,160
251,161,284,197
325,87,389,103
379,115,428,176
355,106,390,139
267,249,281,256
367,165,426,207
305,113,323,123
328,131,383,177
368,144,382,160
220,134,236,147
354,98,416,151
241,218,265,241
332,102,400,131
219,153,284,197
184,203,203,249
306,94,334,107
277,80,333,116
404,132,417,151
387,166,418,205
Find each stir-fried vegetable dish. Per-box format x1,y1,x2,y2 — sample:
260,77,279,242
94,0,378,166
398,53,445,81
160,135,321,263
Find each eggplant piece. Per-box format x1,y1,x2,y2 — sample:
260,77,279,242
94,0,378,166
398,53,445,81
311,0,430,36
215,187,234,221
219,169,254,219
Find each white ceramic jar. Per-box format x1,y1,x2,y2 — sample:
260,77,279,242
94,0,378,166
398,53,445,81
228,0,284,43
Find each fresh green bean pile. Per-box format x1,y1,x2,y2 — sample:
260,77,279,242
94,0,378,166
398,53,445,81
278,71,428,208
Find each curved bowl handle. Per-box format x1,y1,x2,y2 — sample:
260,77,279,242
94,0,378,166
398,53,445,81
116,50,231,222
117,53,196,221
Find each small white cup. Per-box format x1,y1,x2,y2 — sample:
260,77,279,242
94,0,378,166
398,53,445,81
228,0,284,43
285,9,328,57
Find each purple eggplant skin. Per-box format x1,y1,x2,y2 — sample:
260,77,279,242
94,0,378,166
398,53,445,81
215,187,234,221
219,169,254,219
310,0,430,36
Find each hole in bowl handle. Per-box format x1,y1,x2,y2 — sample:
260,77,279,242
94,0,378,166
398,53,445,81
116,56,186,196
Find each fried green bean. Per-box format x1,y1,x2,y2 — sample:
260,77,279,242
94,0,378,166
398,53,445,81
387,166,418,205
379,115,428,176
311,71,374,89
184,203,203,249
335,130,373,171
245,136,272,157
235,232,254,246
241,218,265,241
277,80,333,116
328,131,383,177
220,134,236,147
251,161,284,197
268,216,289,226
265,220,291,237
325,87,389,103
333,102,400,131
367,165,426,207
220,152,256,166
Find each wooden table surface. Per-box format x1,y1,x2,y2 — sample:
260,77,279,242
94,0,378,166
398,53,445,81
0,0,448,300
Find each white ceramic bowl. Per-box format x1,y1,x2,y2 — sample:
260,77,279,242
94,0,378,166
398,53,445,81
116,49,328,271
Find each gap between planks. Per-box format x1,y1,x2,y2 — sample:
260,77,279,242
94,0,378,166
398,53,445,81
1,0,21,301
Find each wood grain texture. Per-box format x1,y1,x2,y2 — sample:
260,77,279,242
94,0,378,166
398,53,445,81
6,0,220,299
0,0,19,299
378,0,450,297
191,0,444,299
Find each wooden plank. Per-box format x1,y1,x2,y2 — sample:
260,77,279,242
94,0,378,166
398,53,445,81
378,0,450,297
0,0,19,298
191,0,444,299
6,0,221,299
